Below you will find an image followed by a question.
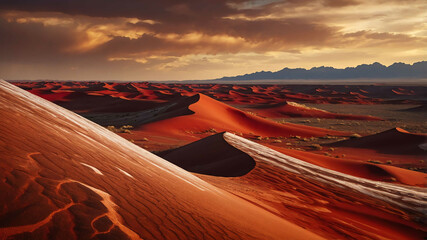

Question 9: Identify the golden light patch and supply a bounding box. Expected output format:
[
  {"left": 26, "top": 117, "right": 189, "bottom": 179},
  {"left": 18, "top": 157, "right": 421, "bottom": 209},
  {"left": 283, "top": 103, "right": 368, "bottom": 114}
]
[
  {"left": 159, "top": 32, "right": 245, "bottom": 45},
  {"left": 126, "top": 18, "right": 158, "bottom": 25},
  {"left": 88, "top": 24, "right": 148, "bottom": 40},
  {"left": 108, "top": 57, "right": 133, "bottom": 61},
  {"left": 67, "top": 30, "right": 112, "bottom": 52},
  {"left": 1, "top": 11, "right": 153, "bottom": 53},
  {"left": 14, "top": 17, "right": 74, "bottom": 26}
]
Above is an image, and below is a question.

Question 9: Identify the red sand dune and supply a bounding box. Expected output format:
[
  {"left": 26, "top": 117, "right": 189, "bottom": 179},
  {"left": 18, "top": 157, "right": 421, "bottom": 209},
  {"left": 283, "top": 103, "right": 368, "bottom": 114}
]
[
  {"left": 246, "top": 101, "right": 382, "bottom": 120},
  {"left": 28, "top": 89, "right": 76, "bottom": 102},
  {"left": 61, "top": 93, "right": 161, "bottom": 113},
  {"left": 161, "top": 132, "right": 427, "bottom": 239},
  {"left": 392, "top": 88, "right": 415, "bottom": 95},
  {"left": 161, "top": 132, "right": 426, "bottom": 186},
  {"left": 13, "top": 81, "right": 426, "bottom": 106},
  {"left": 27, "top": 88, "right": 162, "bottom": 113},
  {"left": 331, "top": 127, "right": 427, "bottom": 155},
  {"left": 266, "top": 145, "right": 426, "bottom": 186},
  {"left": 140, "top": 93, "right": 347, "bottom": 138},
  {"left": 0, "top": 81, "right": 324, "bottom": 239},
  {"left": 324, "top": 128, "right": 427, "bottom": 168}
]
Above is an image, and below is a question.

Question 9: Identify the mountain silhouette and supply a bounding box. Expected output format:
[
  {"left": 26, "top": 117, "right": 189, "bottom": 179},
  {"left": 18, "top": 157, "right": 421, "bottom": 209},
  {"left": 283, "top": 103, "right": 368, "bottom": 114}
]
[{"left": 218, "top": 61, "right": 427, "bottom": 80}]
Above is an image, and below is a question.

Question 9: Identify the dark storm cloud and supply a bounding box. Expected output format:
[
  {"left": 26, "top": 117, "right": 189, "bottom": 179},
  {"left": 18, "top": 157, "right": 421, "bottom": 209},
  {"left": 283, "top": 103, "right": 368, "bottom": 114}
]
[
  {"left": 0, "top": 0, "right": 241, "bottom": 22},
  {"left": 0, "top": 18, "right": 82, "bottom": 63},
  {"left": 0, "top": 0, "right": 341, "bottom": 55},
  {"left": 138, "top": 17, "right": 336, "bottom": 43},
  {"left": 0, "top": 0, "right": 363, "bottom": 24}
]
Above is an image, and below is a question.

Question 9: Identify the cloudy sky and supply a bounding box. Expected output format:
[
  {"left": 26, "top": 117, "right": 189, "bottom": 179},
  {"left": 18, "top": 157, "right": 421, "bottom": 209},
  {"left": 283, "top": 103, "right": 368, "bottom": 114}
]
[{"left": 0, "top": 0, "right": 426, "bottom": 81}]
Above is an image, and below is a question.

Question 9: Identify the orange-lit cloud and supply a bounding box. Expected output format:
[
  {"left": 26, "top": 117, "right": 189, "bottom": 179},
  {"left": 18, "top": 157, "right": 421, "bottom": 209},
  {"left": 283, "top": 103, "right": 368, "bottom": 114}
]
[{"left": 0, "top": 0, "right": 425, "bottom": 80}]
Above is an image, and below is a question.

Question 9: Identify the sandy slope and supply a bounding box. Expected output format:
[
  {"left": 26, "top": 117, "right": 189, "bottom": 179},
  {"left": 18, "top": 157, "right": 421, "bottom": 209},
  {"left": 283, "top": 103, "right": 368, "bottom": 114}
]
[
  {"left": 222, "top": 133, "right": 427, "bottom": 215},
  {"left": 0, "top": 80, "right": 323, "bottom": 240},
  {"left": 267, "top": 144, "right": 427, "bottom": 186},
  {"left": 140, "top": 93, "right": 347, "bottom": 138},
  {"left": 162, "top": 132, "right": 427, "bottom": 239}
]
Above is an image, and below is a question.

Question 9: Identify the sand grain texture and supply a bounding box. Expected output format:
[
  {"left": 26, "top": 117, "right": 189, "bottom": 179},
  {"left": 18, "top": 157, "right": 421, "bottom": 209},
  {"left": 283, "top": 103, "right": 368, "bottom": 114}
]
[{"left": 0, "top": 80, "right": 323, "bottom": 240}]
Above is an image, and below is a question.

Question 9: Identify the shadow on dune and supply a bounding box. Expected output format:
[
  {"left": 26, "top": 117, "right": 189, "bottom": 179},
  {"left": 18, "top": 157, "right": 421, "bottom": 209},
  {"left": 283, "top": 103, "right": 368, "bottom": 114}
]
[
  {"left": 159, "top": 132, "right": 256, "bottom": 177},
  {"left": 81, "top": 94, "right": 200, "bottom": 127}
]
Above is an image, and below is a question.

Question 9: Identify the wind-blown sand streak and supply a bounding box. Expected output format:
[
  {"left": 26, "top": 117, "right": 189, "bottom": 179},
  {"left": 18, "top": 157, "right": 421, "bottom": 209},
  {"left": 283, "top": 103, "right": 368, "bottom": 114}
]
[{"left": 223, "top": 132, "right": 427, "bottom": 219}]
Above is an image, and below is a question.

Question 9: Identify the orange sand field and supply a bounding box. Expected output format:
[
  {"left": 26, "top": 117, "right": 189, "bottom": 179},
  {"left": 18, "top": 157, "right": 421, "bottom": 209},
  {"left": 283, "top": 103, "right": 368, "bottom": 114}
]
[
  {"left": 1, "top": 80, "right": 426, "bottom": 239},
  {"left": 0, "top": 81, "right": 324, "bottom": 240}
]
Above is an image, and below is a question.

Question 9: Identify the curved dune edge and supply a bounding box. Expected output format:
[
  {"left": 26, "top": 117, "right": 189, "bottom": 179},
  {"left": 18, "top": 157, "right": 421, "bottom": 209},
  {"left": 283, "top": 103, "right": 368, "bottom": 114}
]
[
  {"left": 80, "top": 94, "right": 200, "bottom": 128},
  {"left": 160, "top": 130, "right": 424, "bottom": 185},
  {"left": 161, "top": 130, "right": 426, "bottom": 186},
  {"left": 266, "top": 145, "right": 427, "bottom": 187},
  {"left": 246, "top": 101, "right": 383, "bottom": 120},
  {"left": 162, "top": 131, "right": 427, "bottom": 238},
  {"left": 141, "top": 93, "right": 348, "bottom": 138},
  {"left": 160, "top": 133, "right": 256, "bottom": 177},
  {"left": 222, "top": 132, "right": 427, "bottom": 219},
  {"left": 0, "top": 80, "right": 324, "bottom": 240}
]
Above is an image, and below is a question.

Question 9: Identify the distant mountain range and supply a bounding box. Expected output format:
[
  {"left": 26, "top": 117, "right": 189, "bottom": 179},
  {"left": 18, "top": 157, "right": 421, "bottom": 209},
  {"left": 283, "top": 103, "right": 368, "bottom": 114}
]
[{"left": 217, "top": 61, "right": 427, "bottom": 81}]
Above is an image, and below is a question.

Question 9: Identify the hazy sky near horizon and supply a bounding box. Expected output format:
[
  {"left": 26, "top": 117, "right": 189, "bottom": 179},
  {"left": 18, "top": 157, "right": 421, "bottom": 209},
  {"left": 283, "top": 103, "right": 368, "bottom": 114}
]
[{"left": 0, "top": 0, "right": 426, "bottom": 81}]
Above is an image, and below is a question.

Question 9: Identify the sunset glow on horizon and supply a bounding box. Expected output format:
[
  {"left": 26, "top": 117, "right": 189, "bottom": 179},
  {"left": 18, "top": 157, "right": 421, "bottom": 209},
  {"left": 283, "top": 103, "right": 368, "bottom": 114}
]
[{"left": 0, "top": 0, "right": 426, "bottom": 81}]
